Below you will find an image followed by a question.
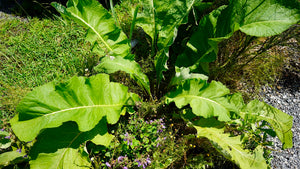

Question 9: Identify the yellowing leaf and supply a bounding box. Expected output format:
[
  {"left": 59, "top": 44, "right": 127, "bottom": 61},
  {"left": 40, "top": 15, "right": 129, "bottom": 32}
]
[{"left": 194, "top": 124, "right": 268, "bottom": 169}]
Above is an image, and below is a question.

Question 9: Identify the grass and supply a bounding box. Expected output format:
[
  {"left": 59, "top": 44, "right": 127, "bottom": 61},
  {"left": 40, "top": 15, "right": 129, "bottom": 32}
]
[{"left": 0, "top": 17, "right": 93, "bottom": 124}]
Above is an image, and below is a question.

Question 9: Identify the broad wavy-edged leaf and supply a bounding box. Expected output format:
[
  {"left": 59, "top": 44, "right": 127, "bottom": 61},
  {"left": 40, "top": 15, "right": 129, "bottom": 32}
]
[
  {"left": 95, "top": 55, "right": 151, "bottom": 97},
  {"left": 30, "top": 149, "right": 90, "bottom": 169},
  {"left": 193, "top": 120, "right": 268, "bottom": 169},
  {"left": 11, "top": 74, "right": 135, "bottom": 142},
  {"left": 52, "top": 0, "right": 132, "bottom": 58},
  {"left": 29, "top": 121, "right": 112, "bottom": 169},
  {"left": 136, "top": 0, "right": 197, "bottom": 83},
  {"left": 165, "top": 79, "right": 237, "bottom": 121},
  {"left": 242, "top": 100, "right": 293, "bottom": 149},
  {"left": 0, "top": 151, "right": 26, "bottom": 167},
  {"left": 169, "top": 67, "right": 208, "bottom": 86},
  {"left": 237, "top": 0, "right": 300, "bottom": 37},
  {"left": 177, "top": 0, "right": 299, "bottom": 72},
  {"left": 227, "top": 93, "right": 246, "bottom": 111},
  {"left": 216, "top": 0, "right": 300, "bottom": 37}
]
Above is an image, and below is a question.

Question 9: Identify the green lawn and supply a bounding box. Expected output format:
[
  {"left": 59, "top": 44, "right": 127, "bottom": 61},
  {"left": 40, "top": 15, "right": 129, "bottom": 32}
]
[{"left": 0, "top": 17, "right": 92, "bottom": 123}]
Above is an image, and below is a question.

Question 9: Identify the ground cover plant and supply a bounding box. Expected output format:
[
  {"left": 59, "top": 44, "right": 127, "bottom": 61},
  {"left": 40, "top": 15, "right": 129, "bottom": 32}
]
[{"left": 0, "top": 0, "right": 299, "bottom": 168}]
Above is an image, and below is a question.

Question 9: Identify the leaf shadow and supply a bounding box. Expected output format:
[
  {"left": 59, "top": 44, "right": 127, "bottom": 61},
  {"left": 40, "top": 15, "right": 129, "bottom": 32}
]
[{"left": 30, "top": 118, "right": 108, "bottom": 160}]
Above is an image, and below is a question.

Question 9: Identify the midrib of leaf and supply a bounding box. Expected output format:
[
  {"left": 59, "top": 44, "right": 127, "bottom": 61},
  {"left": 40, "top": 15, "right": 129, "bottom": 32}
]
[
  {"left": 69, "top": 10, "right": 113, "bottom": 52},
  {"left": 176, "top": 95, "right": 227, "bottom": 110},
  {"left": 200, "top": 127, "right": 257, "bottom": 163},
  {"left": 45, "top": 104, "right": 122, "bottom": 116},
  {"left": 243, "top": 0, "right": 266, "bottom": 18},
  {"left": 56, "top": 132, "right": 82, "bottom": 169}
]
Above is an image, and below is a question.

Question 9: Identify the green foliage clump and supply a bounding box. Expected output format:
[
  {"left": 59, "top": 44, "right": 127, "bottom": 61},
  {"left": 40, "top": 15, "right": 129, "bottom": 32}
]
[{"left": 1, "top": 0, "right": 299, "bottom": 168}]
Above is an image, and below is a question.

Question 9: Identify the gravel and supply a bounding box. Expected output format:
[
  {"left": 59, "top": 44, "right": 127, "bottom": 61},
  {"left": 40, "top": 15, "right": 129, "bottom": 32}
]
[
  {"left": 259, "top": 43, "right": 300, "bottom": 169},
  {"left": 261, "top": 85, "right": 300, "bottom": 169}
]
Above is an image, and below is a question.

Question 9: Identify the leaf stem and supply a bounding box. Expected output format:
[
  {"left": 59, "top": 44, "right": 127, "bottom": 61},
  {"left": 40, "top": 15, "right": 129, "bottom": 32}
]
[
  {"left": 129, "top": 5, "right": 139, "bottom": 44},
  {"left": 110, "top": 0, "right": 120, "bottom": 28}
]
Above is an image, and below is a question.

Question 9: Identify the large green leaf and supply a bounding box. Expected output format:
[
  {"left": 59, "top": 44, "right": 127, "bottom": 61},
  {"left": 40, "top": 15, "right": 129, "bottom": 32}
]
[
  {"left": 177, "top": 0, "right": 299, "bottom": 72},
  {"left": 136, "top": 0, "right": 197, "bottom": 83},
  {"left": 11, "top": 74, "right": 135, "bottom": 142},
  {"left": 0, "top": 150, "right": 27, "bottom": 167},
  {"left": 29, "top": 121, "right": 112, "bottom": 169},
  {"left": 215, "top": 0, "right": 300, "bottom": 37},
  {"left": 176, "top": 5, "right": 227, "bottom": 70},
  {"left": 95, "top": 55, "right": 151, "bottom": 97},
  {"left": 52, "top": 0, "right": 132, "bottom": 58},
  {"left": 237, "top": 0, "right": 300, "bottom": 37},
  {"left": 227, "top": 94, "right": 293, "bottom": 149},
  {"left": 242, "top": 100, "right": 293, "bottom": 149},
  {"left": 30, "top": 149, "right": 90, "bottom": 169},
  {"left": 193, "top": 119, "right": 268, "bottom": 169},
  {"left": 165, "top": 79, "right": 237, "bottom": 121}
]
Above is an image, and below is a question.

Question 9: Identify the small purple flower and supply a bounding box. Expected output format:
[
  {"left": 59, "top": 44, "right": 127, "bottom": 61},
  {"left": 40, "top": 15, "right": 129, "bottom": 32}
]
[
  {"left": 135, "top": 159, "right": 142, "bottom": 167},
  {"left": 1, "top": 128, "right": 4, "bottom": 131},
  {"left": 17, "top": 149, "right": 22, "bottom": 153},
  {"left": 105, "top": 162, "right": 111, "bottom": 168},
  {"left": 146, "top": 156, "right": 151, "bottom": 164},
  {"left": 135, "top": 156, "right": 151, "bottom": 168},
  {"left": 23, "top": 154, "right": 28, "bottom": 158},
  {"left": 157, "top": 129, "right": 163, "bottom": 133},
  {"left": 123, "top": 167, "right": 128, "bottom": 169},
  {"left": 117, "top": 155, "right": 126, "bottom": 163},
  {"left": 123, "top": 132, "right": 133, "bottom": 146},
  {"left": 4, "top": 136, "right": 10, "bottom": 139}
]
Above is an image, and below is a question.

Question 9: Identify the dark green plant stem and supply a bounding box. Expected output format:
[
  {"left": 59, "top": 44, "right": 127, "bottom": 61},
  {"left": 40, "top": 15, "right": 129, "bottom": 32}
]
[
  {"left": 219, "top": 35, "right": 255, "bottom": 69},
  {"left": 14, "top": 0, "right": 29, "bottom": 16},
  {"left": 149, "top": 0, "right": 158, "bottom": 58},
  {"left": 129, "top": 5, "right": 139, "bottom": 45},
  {"left": 239, "top": 26, "right": 299, "bottom": 70},
  {"left": 110, "top": 0, "right": 120, "bottom": 28},
  {"left": 33, "top": 0, "right": 54, "bottom": 19}
]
